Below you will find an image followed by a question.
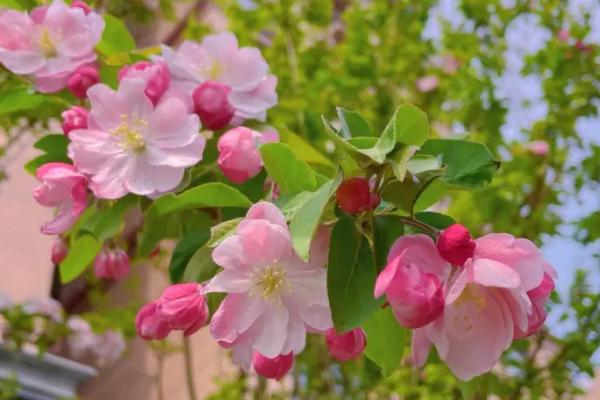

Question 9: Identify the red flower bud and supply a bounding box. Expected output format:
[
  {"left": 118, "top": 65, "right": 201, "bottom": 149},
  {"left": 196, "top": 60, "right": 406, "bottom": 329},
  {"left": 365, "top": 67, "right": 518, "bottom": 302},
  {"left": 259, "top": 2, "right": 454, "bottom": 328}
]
[
  {"left": 67, "top": 64, "right": 99, "bottom": 99},
  {"left": 61, "top": 106, "right": 88, "bottom": 135},
  {"left": 192, "top": 81, "right": 235, "bottom": 130},
  {"left": 325, "top": 328, "right": 366, "bottom": 362},
  {"left": 436, "top": 224, "right": 476, "bottom": 266},
  {"left": 335, "top": 177, "right": 380, "bottom": 214},
  {"left": 252, "top": 352, "right": 294, "bottom": 380},
  {"left": 51, "top": 238, "right": 68, "bottom": 265},
  {"left": 135, "top": 302, "right": 171, "bottom": 340},
  {"left": 94, "top": 248, "right": 130, "bottom": 281}
]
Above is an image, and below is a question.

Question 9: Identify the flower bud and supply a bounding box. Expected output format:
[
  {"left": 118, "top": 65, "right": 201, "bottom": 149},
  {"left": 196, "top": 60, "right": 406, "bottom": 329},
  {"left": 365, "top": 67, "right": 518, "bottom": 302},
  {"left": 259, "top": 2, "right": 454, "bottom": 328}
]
[
  {"left": 61, "top": 106, "right": 88, "bottom": 135},
  {"left": 217, "top": 127, "right": 273, "bottom": 184},
  {"left": 436, "top": 224, "right": 476, "bottom": 266},
  {"left": 135, "top": 302, "right": 171, "bottom": 340},
  {"left": 325, "top": 328, "right": 366, "bottom": 362},
  {"left": 157, "top": 283, "right": 208, "bottom": 336},
  {"left": 252, "top": 352, "right": 294, "bottom": 380},
  {"left": 335, "top": 177, "right": 379, "bottom": 214},
  {"left": 192, "top": 81, "right": 235, "bottom": 130},
  {"left": 51, "top": 238, "right": 68, "bottom": 265},
  {"left": 118, "top": 61, "right": 170, "bottom": 105},
  {"left": 374, "top": 255, "right": 445, "bottom": 329},
  {"left": 416, "top": 75, "right": 439, "bottom": 93},
  {"left": 524, "top": 140, "right": 550, "bottom": 156},
  {"left": 67, "top": 64, "right": 99, "bottom": 99},
  {"left": 93, "top": 248, "right": 130, "bottom": 281},
  {"left": 71, "top": 0, "right": 92, "bottom": 14}
]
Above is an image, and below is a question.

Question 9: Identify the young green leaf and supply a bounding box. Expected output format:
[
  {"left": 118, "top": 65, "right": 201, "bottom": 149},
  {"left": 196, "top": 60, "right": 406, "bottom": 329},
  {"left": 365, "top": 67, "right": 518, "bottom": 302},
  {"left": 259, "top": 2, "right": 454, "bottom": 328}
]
[
  {"left": 336, "top": 107, "right": 373, "bottom": 137},
  {"left": 59, "top": 234, "right": 102, "bottom": 283},
  {"left": 328, "top": 215, "right": 381, "bottom": 331},
  {"left": 260, "top": 142, "right": 318, "bottom": 195},
  {"left": 24, "top": 134, "right": 72, "bottom": 175},
  {"left": 96, "top": 14, "right": 136, "bottom": 56},
  {"left": 207, "top": 217, "right": 243, "bottom": 248},
  {"left": 0, "top": 88, "right": 47, "bottom": 115},
  {"left": 363, "top": 307, "right": 406, "bottom": 376},
  {"left": 152, "top": 183, "right": 252, "bottom": 215},
  {"left": 394, "top": 104, "right": 429, "bottom": 145},
  {"left": 81, "top": 196, "right": 139, "bottom": 241}
]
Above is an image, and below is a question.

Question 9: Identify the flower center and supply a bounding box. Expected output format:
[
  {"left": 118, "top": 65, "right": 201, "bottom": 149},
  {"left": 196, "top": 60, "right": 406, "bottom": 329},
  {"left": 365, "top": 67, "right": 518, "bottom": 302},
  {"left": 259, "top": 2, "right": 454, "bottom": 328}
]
[
  {"left": 454, "top": 284, "right": 487, "bottom": 312},
  {"left": 200, "top": 60, "right": 221, "bottom": 80},
  {"left": 254, "top": 265, "right": 289, "bottom": 300},
  {"left": 449, "top": 284, "right": 488, "bottom": 335},
  {"left": 110, "top": 114, "right": 148, "bottom": 153},
  {"left": 38, "top": 28, "right": 58, "bottom": 58}
]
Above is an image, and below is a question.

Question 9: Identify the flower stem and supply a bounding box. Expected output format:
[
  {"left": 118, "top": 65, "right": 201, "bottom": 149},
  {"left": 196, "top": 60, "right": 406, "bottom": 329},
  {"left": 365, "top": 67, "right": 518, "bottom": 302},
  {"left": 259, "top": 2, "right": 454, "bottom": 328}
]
[
  {"left": 183, "top": 336, "right": 198, "bottom": 400},
  {"left": 397, "top": 216, "right": 439, "bottom": 236}
]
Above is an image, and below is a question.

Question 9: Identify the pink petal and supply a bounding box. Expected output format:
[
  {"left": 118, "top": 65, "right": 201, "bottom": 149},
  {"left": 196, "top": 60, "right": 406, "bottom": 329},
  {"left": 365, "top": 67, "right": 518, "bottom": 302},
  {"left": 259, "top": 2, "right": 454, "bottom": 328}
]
[
  {"left": 207, "top": 269, "right": 253, "bottom": 293},
  {"left": 245, "top": 201, "right": 287, "bottom": 228},
  {"left": 388, "top": 234, "right": 450, "bottom": 281},
  {"left": 212, "top": 236, "right": 249, "bottom": 270},
  {"left": 412, "top": 328, "right": 433, "bottom": 368},
  {"left": 237, "top": 219, "right": 292, "bottom": 267}
]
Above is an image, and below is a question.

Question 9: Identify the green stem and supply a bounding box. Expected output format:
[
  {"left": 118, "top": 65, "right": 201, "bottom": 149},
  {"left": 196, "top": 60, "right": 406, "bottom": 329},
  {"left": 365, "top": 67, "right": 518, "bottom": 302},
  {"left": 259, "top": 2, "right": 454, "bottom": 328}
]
[
  {"left": 397, "top": 216, "right": 439, "bottom": 236},
  {"left": 182, "top": 336, "right": 198, "bottom": 400}
]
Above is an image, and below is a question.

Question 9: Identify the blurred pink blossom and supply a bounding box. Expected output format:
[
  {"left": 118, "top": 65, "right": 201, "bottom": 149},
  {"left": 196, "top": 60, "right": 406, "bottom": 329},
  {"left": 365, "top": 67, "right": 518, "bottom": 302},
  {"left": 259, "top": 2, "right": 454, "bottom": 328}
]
[
  {"left": 416, "top": 76, "right": 439, "bottom": 93},
  {"left": 525, "top": 140, "right": 550, "bottom": 156},
  {"left": 94, "top": 248, "right": 130, "bottom": 281}
]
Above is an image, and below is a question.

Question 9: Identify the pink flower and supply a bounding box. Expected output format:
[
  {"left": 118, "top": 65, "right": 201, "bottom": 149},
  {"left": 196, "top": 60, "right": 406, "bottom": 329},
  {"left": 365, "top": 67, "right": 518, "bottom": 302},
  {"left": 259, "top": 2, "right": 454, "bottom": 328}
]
[
  {"left": 375, "top": 235, "right": 449, "bottom": 328},
  {"left": 412, "top": 233, "right": 552, "bottom": 381},
  {"left": 252, "top": 352, "right": 294, "bottom": 380},
  {"left": 416, "top": 76, "right": 439, "bottom": 93},
  {"left": 67, "top": 316, "right": 98, "bottom": 358},
  {"left": 135, "top": 302, "right": 171, "bottom": 340},
  {"left": 93, "top": 330, "right": 125, "bottom": 367},
  {"left": 514, "top": 271, "right": 555, "bottom": 339},
  {"left": 192, "top": 81, "right": 235, "bottom": 130},
  {"left": 0, "top": 0, "right": 104, "bottom": 93},
  {"left": 217, "top": 127, "right": 278, "bottom": 184},
  {"left": 557, "top": 29, "right": 570, "bottom": 43},
  {"left": 33, "top": 162, "right": 88, "bottom": 235},
  {"left": 119, "top": 60, "right": 170, "bottom": 105},
  {"left": 51, "top": 238, "right": 68, "bottom": 264},
  {"left": 67, "top": 63, "right": 99, "bottom": 98},
  {"left": 93, "top": 248, "right": 130, "bottom": 281},
  {"left": 161, "top": 32, "right": 278, "bottom": 123},
  {"left": 524, "top": 140, "right": 550, "bottom": 156},
  {"left": 68, "top": 78, "right": 205, "bottom": 199},
  {"left": 325, "top": 328, "right": 366, "bottom": 362},
  {"left": 71, "top": 0, "right": 92, "bottom": 14},
  {"left": 22, "top": 298, "right": 63, "bottom": 322},
  {"left": 207, "top": 202, "right": 332, "bottom": 369},
  {"left": 61, "top": 106, "right": 88, "bottom": 135},
  {"left": 157, "top": 283, "right": 209, "bottom": 336},
  {"left": 436, "top": 224, "right": 476, "bottom": 266}
]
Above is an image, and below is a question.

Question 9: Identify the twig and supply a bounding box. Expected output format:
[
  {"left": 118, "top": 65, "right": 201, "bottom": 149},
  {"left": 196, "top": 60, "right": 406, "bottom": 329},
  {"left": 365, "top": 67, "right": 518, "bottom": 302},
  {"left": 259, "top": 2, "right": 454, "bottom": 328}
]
[{"left": 183, "top": 336, "right": 198, "bottom": 400}]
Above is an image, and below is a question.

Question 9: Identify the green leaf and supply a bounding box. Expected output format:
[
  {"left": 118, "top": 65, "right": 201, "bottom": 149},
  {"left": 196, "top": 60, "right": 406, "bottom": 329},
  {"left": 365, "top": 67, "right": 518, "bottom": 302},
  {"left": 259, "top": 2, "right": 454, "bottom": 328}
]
[
  {"left": 336, "top": 107, "right": 373, "bottom": 137},
  {"left": 153, "top": 183, "right": 252, "bottom": 215},
  {"left": 207, "top": 217, "right": 243, "bottom": 248},
  {"left": 322, "top": 116, "right": 373, "bottom": 165},
  {"left": 387, "top": 145, "right": 420, "bottom": 181},
  {"left": 381, "top": 167, "right": 442, "bottom": 215},
  {"left": 0, "top": 88, "right": 47, "bottom": 115},
  {"left": 415, "top": 211, "right": 455, "bottom": 230},
  {"left": 82, "top": 196, "right": 139, "bottom": 241},
  {"left": 24, "top": 134, "right": 71, "bottom": 175},
  {"left": 97, "top": 14, "right": 136, "bottom": 56},
  {"left": 373, "top": 215, "right": 404, "bottom": 271},
  {"left": 457, "top": 377, "right": 482, "bottom": 399},
  {"left": 289, "top": 172, "right": 343, "bottom": 261},
  {"left": 24, "top": 154, "right": 72, "bottom": 175},
  {"left": 280, "top": 130, "right": 335, "bottom": 169},
  {"left": 328, "top": 215, "right": 380, "bottom": 331},
  {"left": 183, "top": 244, "right": 220, "bottom": 283},
  {"left": 59, "top": 235, "right": 102, "bottom": 283},
  {"left": 260, "top": 142, "right": 317, "bottom": 195},
  {"left": 421, "top": 139, "right": 500, "bottom": 187},
  {"left": 0, "top": 0, "right": 26, "bottom": 10},
  {"left": 170, "top": 231, "right": 210, "bottom": 283},
  {"left": 394, "top": 104, "right": 429, "bottom": 145},
  {"left": 363, "top": 307, "right": 406, "bottom": 376}
]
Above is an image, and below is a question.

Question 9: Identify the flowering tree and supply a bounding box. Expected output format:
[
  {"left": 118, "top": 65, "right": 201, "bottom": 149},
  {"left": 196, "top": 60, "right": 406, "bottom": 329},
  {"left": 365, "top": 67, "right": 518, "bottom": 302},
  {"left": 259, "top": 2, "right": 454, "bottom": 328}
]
[{"left": 0, "top": 0, "right": 599, "bottom": 399}]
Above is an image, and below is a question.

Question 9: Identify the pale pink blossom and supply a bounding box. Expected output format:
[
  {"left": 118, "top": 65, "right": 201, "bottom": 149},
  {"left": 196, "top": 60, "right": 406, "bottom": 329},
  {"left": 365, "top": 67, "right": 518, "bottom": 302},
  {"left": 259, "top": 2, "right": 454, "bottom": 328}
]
[
  {"left": 67, "top": 316, "right": 125, "bottom": 366},
  {"left": 94, "top": 248, "right": 130, "bottom": 281},
  {"left": 325, "top": 328, "right": 366, "bottom": 362},
  {"left": 161, "top": 32, "right": 278, "bottom": 123},
  {"left": 119, "top": 60, "right": 170, "bottom": 105},
  {"left": 51, "top": 238, "right": 68, "bottom": 264},
  {"left": 375, "top": 235, "right": 449, "bottom": 328},
  {"left": 0, "top": 0, "right": 104, "bottom": 93},
  {"left": 71, "top": 0, "right": 92, "bottom": 14},
  {"left": 93, "top": 330, "right": 126, "bottom": 366},
  {"left": 135, "top": 302, "right": 171, "bottom": 340},
  {"left": 157, "top": 283, "right": 209, "bottom": 336},
  {"left": 22, "top": 298, "right": 63, "bottom": 322},
  {"left": 68, "top": 78, "right": 205, "bottom": 199},
  {"left": 252, "top": 352, "right": 294, "bottom": 380},
  {"left": 207, "top": 202, "right": 332, "bottom": 369},
  {"left": 412, "top": 233, "right": 551, "bottom": 381},
  {"left": 67, "top": 316, "right": 97, "bottom": 358},
  {"left": 67, "top": 63, "right": 99, "bottom": 98},
  {"left": 217, "top": 127, "right": 279, "bottom": 184},
  {"left": 416, "top": 76, "right": 439, "bottom": 93},
  {"left": 33, "top": 162, "right": 88, "bottom": 235},
  {"left": 61, "top": 106, "right": 88, "bottom": 135},
  {"left": 524, "top": 140, "right": 550, "bottom": 156}
]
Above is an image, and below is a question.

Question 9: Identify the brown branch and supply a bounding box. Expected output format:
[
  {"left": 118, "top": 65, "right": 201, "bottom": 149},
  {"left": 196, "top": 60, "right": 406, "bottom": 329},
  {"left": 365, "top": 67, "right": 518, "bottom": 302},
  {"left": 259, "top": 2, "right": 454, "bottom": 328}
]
[{"left": 163, "top": 0, "right": 209, "bottom": 46}]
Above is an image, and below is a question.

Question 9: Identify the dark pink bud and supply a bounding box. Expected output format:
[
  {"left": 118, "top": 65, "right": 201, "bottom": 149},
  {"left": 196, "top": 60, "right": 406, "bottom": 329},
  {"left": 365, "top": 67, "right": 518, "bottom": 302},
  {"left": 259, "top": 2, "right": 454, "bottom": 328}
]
[
  {"left": 67, "top": 64, "right": 99, "bottom": 99},
  {"left": 252, "top": 352, "right": 294, "bottom": 380},
  {"left": 71, "top": 0, "right": 92, "bottom": 14},
  {"left": 51, "top": 238, "right": 68, "bottom": 265},
  {"left": 336, "top": 177, "right": 379, "bottom": 214},
  {"left": 94, "top": 248, "right": 130, "bottom": 281},
  {"left": 61, "top": 106, "right": 88, "bottom": 135},
  {"left": 157, "top": 283, "right": 208, "bottom": 336},
  {"left": 436, "top": 224, "right": 476, "bottom": 266},
  {"left": 136, "top": 302, "right": 171, "bottom": 340},
  {"left": 325, "top": 328, "right": 366, "bottom": 362},
  {"left": 374, "top": 255, "right": 445, "bottom": 329},
  {"left": 192, "top": 81, "right": 235, "bottom": 130},
  {"left": 118, "top": 61, "right": 170, "bottom": 105}
]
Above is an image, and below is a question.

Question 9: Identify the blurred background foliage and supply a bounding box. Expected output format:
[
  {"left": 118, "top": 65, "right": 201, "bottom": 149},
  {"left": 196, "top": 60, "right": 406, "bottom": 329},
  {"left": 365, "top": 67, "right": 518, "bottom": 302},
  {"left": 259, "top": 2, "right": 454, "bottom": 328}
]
[{"left": 1, "top": 0, "right": 599, "bottom": 398}]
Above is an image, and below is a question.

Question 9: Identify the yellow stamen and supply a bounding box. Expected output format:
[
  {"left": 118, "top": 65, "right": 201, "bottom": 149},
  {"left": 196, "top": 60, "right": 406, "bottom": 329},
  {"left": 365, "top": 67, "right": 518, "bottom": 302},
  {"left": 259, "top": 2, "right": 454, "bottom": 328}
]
[
  {"left": 254, "top": 265, "right": 290, "bottom": 300},
  {"left": 109, "top": 114, "right": 148, "bottom": 152},
  {"left": 38, "top": 28, "right": 57, "bottom": 58}
]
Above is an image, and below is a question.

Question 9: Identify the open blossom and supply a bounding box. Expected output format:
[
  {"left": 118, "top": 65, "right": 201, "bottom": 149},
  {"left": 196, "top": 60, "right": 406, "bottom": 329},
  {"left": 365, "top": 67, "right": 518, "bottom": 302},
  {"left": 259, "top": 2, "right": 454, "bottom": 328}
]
[
  {"left": 67, "top": 316, "right": 125, "bottom": 366},
  {"left": 22, "top": 298, "right": 63, "bottom": 322},
  {"left": 119, "top": 61, "right": 170, "bottom": 105},
  {"left": 94, "top": 248, "right": 130, "bottom": 281},
  {"left": 157, "top": 283, "right": 209, "bottom": 336},
  {"left": 0, "top": 0, "right": 104, "bottom": 93},
  {"left": 68, "top": 78, "right": 205, "bottom": 199},
  {"left": 411, "top": 233, "right": 555, "bottom": 381},
  {"left": 252, "top": 352, "right": 294, "bottom": 380},
  {"left": 33, "top": 162, "right": 88, "bottom": 235},
  {"left": 375, "top": 235, "right": 449, "bottom": 328},
  {"left": 207, "top": 202, "right": 332, "bottom": 371},
  {"left": 325, "top": 328, "right": 367, "bottom": 362},
  {"left": 217, "top": 127, "right": 279, "bottom": 184},
  {"left": 62, "top": 106, "right": 89, "bottom": 135},
  {"left": 161, "top": 32, "right": 278, "bottom": 123}
]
